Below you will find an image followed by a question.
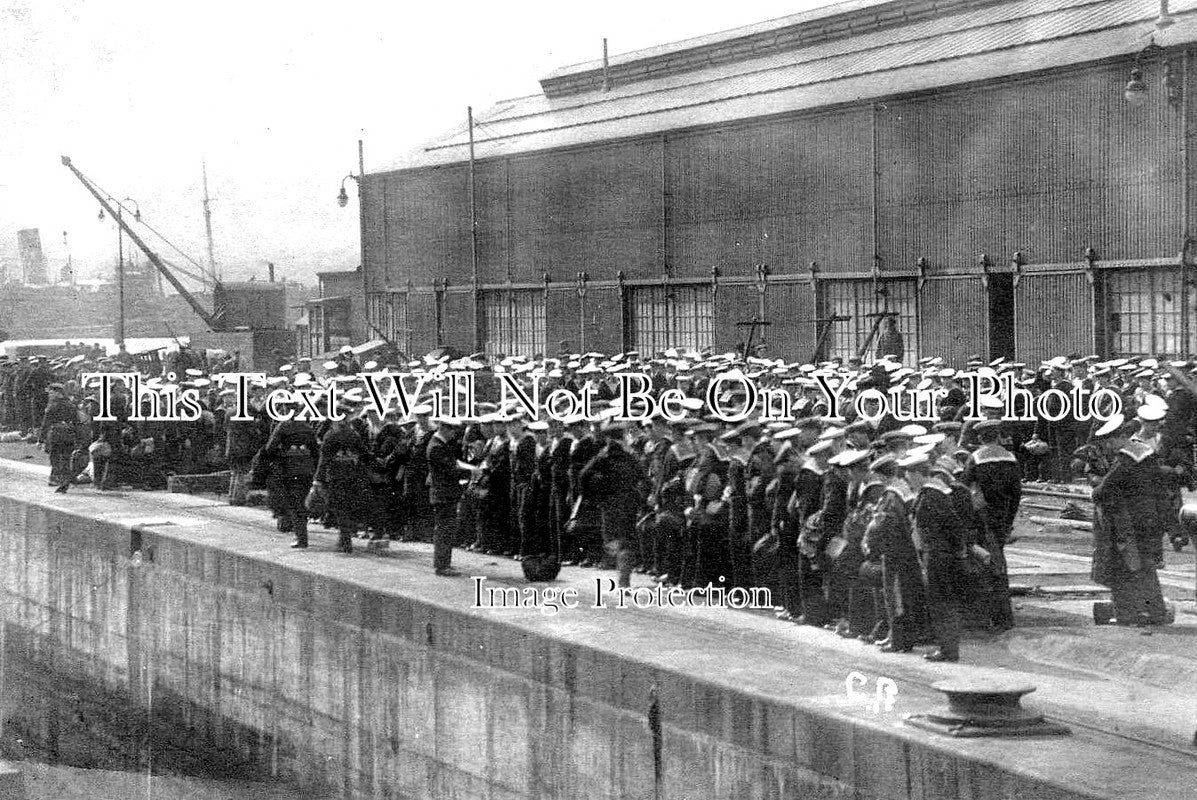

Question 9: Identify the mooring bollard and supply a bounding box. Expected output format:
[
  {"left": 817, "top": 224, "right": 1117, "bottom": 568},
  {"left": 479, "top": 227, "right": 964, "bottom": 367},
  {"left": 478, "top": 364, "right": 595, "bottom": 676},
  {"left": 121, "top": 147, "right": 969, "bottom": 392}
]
[{"left": 905, "top": 680, "right": 1071, "bottom": 738}]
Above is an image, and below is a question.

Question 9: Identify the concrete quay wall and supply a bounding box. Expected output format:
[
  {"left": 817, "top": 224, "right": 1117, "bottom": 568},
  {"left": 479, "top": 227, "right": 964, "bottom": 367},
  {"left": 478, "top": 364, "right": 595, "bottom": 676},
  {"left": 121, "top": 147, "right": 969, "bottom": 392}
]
[{"left": 0, "top": 487, "right": 1186, "bottom": 800}]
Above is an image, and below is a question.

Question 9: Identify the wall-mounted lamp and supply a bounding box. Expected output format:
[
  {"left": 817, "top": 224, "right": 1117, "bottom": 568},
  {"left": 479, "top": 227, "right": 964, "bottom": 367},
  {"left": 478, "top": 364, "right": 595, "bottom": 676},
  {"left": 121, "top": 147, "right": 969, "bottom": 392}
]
[
  {"left": 1124, "top": 39, "right": 1181, "bottom": 107},
  {"left": 337, "top": 174, "right": 359, "bottom": 208}
]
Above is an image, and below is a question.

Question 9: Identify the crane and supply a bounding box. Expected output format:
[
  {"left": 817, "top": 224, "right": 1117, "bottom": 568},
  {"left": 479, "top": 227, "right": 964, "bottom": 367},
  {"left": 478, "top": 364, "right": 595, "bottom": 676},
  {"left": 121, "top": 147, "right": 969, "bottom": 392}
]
[{"left": 61, "top": 155, "right": 223, "bottom": 332}]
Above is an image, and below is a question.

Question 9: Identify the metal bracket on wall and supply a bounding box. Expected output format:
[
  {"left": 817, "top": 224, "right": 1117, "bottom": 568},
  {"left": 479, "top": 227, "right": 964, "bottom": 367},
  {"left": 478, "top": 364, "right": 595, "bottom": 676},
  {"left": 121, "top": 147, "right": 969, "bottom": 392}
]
[
  {"left": 1083, "top": 248, "right": 1099, "bottom": 285},
  {"left": 809, "top": 261, "right": 821, "bottom": 316},
  {"left": 576, "top": 271, "right": 589, "bottom": 350},
  {"left": 711, "top": 265, "right": 720, "bottom": 300},
  {"left": 917, "top": 257, "right": 929, "bottom": 292}
]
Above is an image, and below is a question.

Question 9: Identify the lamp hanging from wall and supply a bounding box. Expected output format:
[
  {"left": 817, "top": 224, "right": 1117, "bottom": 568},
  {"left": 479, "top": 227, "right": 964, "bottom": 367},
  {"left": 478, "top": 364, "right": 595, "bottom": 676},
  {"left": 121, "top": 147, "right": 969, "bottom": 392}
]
[
  {"left": 1123, "top": 39, "right": 1172, "bottom": 107},
  {"left": 1124, "top": 66, "right": 1149, "bottom": 106}
]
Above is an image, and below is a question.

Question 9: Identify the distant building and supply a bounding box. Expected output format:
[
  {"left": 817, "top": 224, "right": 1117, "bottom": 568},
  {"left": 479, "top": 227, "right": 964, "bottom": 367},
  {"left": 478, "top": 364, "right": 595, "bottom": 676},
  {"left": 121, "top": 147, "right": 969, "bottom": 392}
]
[
  {"left": 305, "top": 269, "right": 365, "bottom": 357},
  {"left": 16, "top": 229, "right": 47, "bottom": 286},
  {"left": 355, "top": 0, "right": 1197, "bottom": 364}
]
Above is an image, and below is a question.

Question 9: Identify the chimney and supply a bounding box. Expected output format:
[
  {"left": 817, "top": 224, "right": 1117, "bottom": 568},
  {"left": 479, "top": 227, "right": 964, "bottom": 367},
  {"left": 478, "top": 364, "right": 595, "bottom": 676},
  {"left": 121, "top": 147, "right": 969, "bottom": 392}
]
[{"left": 267, "top": 261, "right": 275, "bottom": 283}]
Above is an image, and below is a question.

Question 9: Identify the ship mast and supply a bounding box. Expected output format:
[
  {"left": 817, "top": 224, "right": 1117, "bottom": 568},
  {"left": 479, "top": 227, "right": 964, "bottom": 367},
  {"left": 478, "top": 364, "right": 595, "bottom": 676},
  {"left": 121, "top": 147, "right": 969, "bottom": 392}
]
[{"left": 202, "top": 159, "right": 216, "bottom": 291}]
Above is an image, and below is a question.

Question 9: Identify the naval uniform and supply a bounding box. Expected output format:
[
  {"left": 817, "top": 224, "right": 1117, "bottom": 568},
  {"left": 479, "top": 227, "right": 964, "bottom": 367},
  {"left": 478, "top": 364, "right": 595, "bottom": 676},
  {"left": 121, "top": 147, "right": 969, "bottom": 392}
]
[
  {"left": 960, "top": 443, "right": 1021, "bottom": 630},
  {"left": 912, "top": 477, "right": 967, "bottom": 659},
  {"left": 1091, "top": 441, "right": 1169, "bottom": 624}
]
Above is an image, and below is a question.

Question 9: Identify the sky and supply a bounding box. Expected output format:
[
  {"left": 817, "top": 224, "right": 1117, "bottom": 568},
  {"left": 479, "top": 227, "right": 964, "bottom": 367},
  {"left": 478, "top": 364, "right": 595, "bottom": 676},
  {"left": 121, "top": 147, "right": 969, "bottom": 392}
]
[{"left": 0, "top": 0, "right": 839, "bottom": 289}]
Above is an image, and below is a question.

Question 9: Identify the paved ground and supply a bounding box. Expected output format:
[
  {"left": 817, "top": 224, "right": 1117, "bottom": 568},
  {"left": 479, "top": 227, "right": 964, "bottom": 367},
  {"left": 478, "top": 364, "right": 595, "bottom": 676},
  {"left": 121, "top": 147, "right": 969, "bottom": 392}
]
[{"left": 1, "top": 442, "right": 1195, "bottom": 778}]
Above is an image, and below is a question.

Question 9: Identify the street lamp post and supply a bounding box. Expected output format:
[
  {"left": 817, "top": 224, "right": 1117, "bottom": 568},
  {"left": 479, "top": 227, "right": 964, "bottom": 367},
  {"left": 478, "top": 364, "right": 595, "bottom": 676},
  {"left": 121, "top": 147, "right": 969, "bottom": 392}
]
[{"left": 99, "top": 198, "right": 140, "bottom": 347}]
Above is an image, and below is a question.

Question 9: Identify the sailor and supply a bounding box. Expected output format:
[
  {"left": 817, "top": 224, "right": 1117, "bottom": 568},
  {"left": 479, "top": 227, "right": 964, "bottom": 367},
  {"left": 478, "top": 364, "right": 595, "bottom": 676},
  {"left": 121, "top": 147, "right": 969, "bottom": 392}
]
[
  {"left": 426, "top": 416, "right": 467, "bottom": 576},
  {"left": 260, "top": 400, "right": 319, "bottom": 548},
  {"left": 577, "top": 418, "right": 648, "bottom": 588},
  {"left": 959, "top": 419, "right": 1021, "bottom": 632},
  {"left": 41, "top": 383, "right": 79, "bottom": 489},
  {"left": 907, "top": 454, "right": 967, "bottom": 662},
  {"left": 863, "top": 452, "right": 929, "bottom": 652},
  {"left": 794, "top": 437, "right": 845, "bottom": 627},
  {"left": 1090, "top": 413, "right": 1170, "bottom": 625},
  {"left": 831, "top": 448, "right": 886, "bottom": 641},
  {"left": 313, "top": 411, "right": 370, "bottom": 553}
]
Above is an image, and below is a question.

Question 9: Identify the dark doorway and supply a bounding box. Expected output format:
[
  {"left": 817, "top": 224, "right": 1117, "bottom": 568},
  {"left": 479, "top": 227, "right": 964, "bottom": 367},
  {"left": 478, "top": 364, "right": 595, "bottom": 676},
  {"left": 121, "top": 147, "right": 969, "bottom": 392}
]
[{"left": 987, "top": 273, "right": 1015, "bottom": 361}]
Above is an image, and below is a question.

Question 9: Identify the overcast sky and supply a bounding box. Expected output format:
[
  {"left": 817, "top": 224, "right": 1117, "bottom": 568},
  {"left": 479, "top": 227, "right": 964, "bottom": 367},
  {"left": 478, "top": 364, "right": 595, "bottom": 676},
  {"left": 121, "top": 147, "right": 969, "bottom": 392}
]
[{"left": 1, "top": 0, "right": 837, "bottom": 287}]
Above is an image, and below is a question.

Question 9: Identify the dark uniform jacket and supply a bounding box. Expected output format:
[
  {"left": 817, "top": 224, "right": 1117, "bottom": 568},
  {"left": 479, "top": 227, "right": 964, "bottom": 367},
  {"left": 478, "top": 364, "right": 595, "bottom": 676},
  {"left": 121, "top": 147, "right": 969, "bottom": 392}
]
[
  {"left": 427, "top": 429, "right": 467, "bottom": 507},
  {"left": 960, "top": 444, "right": 1022, "bottom": 541}
]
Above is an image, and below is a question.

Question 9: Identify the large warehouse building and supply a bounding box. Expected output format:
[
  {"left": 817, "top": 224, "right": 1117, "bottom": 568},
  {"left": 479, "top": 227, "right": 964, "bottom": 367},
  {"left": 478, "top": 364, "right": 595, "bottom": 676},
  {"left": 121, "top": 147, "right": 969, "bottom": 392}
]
[{"left": 354, "top": 0, "right": 1197, "bottom": 367}]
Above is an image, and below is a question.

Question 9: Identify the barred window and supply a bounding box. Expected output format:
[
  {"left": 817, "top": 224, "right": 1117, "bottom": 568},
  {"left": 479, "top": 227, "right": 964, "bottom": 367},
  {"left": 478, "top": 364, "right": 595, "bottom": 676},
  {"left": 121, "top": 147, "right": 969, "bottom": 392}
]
[
  {"left": 823, "top": 279, "right": 918, "bottom": 366},
  {"left": 631, "top": 285, "right": 714, "bottom": 356},
  {"left": 366, "top": 293, "right": 388, "bottom": 341},
  {"left": 1106, "top": 269, "right": 1183, "bottom": 358},
  {"left": 482, "top": 290, "right": 546, "bottom": 358},
  {"left": 308, "top": 305, "right": 326, "bottom": 356},
  {"left": 367, "top": 291, "right": 409, "bottom": 351},
  {"left": 389, "top": 292, "right": 408, "bottom": 352}
]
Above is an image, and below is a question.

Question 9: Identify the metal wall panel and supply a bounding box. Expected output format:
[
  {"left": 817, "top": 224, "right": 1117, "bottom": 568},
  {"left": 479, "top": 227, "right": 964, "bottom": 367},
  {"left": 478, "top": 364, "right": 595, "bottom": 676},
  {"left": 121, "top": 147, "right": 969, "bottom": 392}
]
[
  {"left": 713, "top": 284, "right": 759, "bottom": 354},
  {"left": 441, "top": 290, "right": 477, "bottom": 353},
  {"left": 764, "top": 281, "right": 817, "bottom": 362},
  {"left": 382, "top": 168, "right": 471, "bottom": 287},
  {"left": 361, "top": 175, "right": 388, "bottom": 293},
  {"left": 580, "top": 286, "right": 624, "bottom": 355},
  {"left": 507, "top": 141, "right": 662, "bottom": 283},
  {"left": 665, "top": 110, "right": 873, "bottom": 278},
  {"left": 1014, "top": 272, "right": 1094, "bottom": 363},
  {"left": 407, "top": 292, "right": 439, "bottom": 355},
  {"left": 474, "top": 160, "right": 511, "bottom": 286},
  {"left": 877, "top": 62, "right": 1182, "bottom": 271},
  {"left": 545, "top": 288, "right": 582, "bottom": 355},
  {"left": 918, "top": 277, "right": 987, "bottom": 367}
]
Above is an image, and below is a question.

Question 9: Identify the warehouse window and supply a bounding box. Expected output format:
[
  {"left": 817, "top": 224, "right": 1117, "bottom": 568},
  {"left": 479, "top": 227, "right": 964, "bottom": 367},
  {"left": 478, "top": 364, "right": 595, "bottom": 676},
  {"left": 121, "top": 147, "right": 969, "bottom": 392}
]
[
  {"left": 367, "top": 291, "right": 408, "bottom": 349},
  {"left": 1106, "top": 269, "right": 1183, "bottom": 358},
  {"left": 483, "top": 290, "right": 546, "bottom": 358},
  {"left": 367, "top": 293, "right": 388, "bottom": 342},
  {"left": 388, "top": 292, "right": 408, "bottom": 351},
  {"left": 308, "top": 305, "right": 326, "bottom": 356},
  {"left": 630, "top": 285, "right": 714, "bottom": 355},
  {"left": 823, "top": 279, "right": 918, "bottom": 366}
]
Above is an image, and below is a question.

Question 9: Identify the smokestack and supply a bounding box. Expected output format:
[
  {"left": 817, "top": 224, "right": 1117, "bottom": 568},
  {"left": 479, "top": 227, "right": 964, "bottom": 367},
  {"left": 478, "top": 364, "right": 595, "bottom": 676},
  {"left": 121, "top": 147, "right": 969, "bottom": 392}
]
[
  {"left": 267, "top": 261, "right": 275, "bottom": 283},
  {"left": 602, "top": 38, "right": 611, "bottom": 92}
]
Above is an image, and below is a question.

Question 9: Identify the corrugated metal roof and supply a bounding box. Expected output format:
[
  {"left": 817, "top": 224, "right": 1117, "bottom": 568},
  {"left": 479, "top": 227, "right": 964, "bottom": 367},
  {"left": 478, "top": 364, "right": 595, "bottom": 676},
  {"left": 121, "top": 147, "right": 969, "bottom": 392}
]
[
  {"left": 544, "top": 0, "right": 898, "bottom": 78},
  {"left": 378, "top": 0, "right": 1197, "bottom": 172}
]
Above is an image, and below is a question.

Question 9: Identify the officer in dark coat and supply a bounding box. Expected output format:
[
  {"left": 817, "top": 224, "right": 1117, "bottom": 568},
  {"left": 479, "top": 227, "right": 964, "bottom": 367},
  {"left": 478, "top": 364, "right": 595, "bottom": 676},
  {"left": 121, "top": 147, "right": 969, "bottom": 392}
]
[{"left": 426, "top": 418, "right": 468, "bottom": 576}]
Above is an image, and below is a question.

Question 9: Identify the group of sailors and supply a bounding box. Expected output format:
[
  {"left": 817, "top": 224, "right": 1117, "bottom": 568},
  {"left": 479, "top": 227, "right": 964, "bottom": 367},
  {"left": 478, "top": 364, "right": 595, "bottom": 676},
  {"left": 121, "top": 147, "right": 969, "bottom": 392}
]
[{"left": 2, "top": 343, "right": 1193, "bottom": 656}]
